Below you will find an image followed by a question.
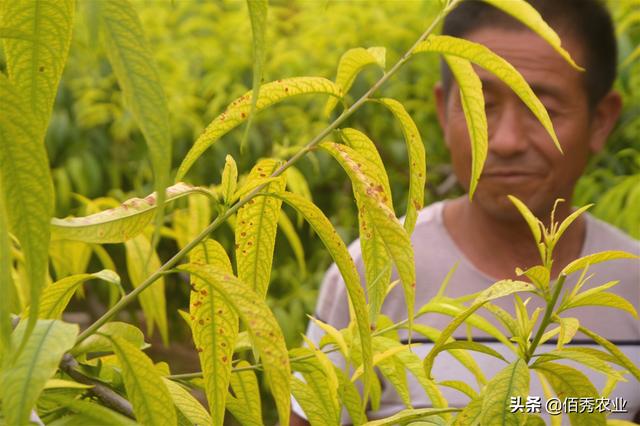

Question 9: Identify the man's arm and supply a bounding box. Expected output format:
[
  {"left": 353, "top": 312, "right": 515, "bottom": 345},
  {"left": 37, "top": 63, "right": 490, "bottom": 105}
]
[{"left": 290, "top": 411, "right": 310, "bottom": 426}]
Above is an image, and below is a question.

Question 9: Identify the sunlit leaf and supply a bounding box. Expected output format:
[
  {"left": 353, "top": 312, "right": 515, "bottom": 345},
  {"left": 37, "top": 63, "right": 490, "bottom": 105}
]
[
  {"left": 236, "top": 159, "right": 286, "bottom": 298},
  {"left": 336, "top": 366, "right": 366, "bottom": 426},
  {"left": 508, "top": 196, "right": 542, "bottom": 245},
  {"left": 221, "top": 154, "right": 238, "bottom": 205},
  {"left": 179, "top": 263, "right": 290, "bottom": 426},
  {"left": 125, "top": 234, "right": 168, "bottom": 345},
  {"left": 267, "top": 190, "right": 373, "bottom": 402},
  {"left": 71, "top": 321, "right": 146, "bottom": 357},
  {"left": 108, "top": 335, "right": 177, "bottom": 426},
  {"left": 226, "top": 360, "right": 263, "bottom": 426},
  {"left": 578, "top": 326, "right": 640, "bottom": 381},
  {"left": 562, "top": 287, "right": 637, "bottom": 319},
  {"left": 308, "top": 316, "right": 348, "bottom": 357},
  {"left": 480, "top": 359, "right": 529, "bottom": 426},
  {"left": 188, "top": 239, "right": 236, "bottom": 426},
  {"left": 415, "top": 35, "right": 561, "bottom": 152},
  {"left": 163, "top": 378, "right": 212, "bottom": 426},
  {"left": 33, "top": 270, "right": 120, "bottom": 319},
  {"left": 52, "top": 183, "right": 212, "bottom": 243},
  {"left": 177, "top": 77, "right": 342, "bottom": 180},
  {"left": 534, "top": 362, "right": 605, "bottom": 425},
  {"left": 377, "top": 99, "right": 426, "bottom": 234},
  {"left": 532, "top": 349, "right": 625, "bottom": 381},
  {"left": 290, "top": 376, "right": 333, "bottom": 426},
  {"left": 556, "top": 317, "right": 580, "bottom": 349},
  {"left": 444, "top": 55, "right": 487, "bottom": 198},
  {"left": 97, "top": 0, "right": 172, "bottom": 242},
  {"left": 0, "top": 320, "right": 78, "bottom": 425},
  {"left": 481, "top": 0, "right": 584, "bottom": 70},
  {"left": 325, "top": 47, "right": 386, "bottom": 115},
  {"left": 561, "top": 251, "right": 639, "bottom": 276}
]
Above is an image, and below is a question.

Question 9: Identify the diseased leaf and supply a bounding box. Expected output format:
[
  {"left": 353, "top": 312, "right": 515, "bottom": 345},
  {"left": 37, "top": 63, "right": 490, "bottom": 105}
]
[
  {"left": 415, "top": 35, "right": 561, "bottom": 152},
  {"left": 51, "top": 183, "right": 211, "bottom": 243},
  {"left": 325, "top": 46, "right": 386, "bottom": 115},
  {"left": 377, "top": 99, "right": 426, "bottom": 234},
  {"left": 444, "top": 55, "right": 487, "bottom": 198},
  {"left": 71, "top": 321, "right": 146, "bottom": 357},
  {"left": 264, "top": 191, "right": 373, "bottom": 404},
  {"left": 561, "top": 251, "right": 639, "bottom": 276},
  {"left": 321, "top": 141, "right": 416, "bottom": 338},
  {"left": 0, "top": 320, "right": 78, "bottom": 425},
  {"left": 221, "top": 154, "right": 238, "bottom": 205},
  {"left": 179, "top": 264, "right": 290, "bottom": 426},
  {"left": 188, "top": 239, "right": 236, "bottom": 426},
  {"left": 340, "top": 128, "right": 393, "bottom": 322},
  {"left": 163, "top": 378, "right": 212, "bottom": 426},
  {"left": 481, "top": 0, "right": 584, "bottom": 70},
  {"left": 534, "top": 362, "right": 606, "bottom": 425},
  {"left": 242, "top": 0, "right": 268, "bottom": 152},
  {"left": 0, "top": 74, "right": 53, "bottom": 336},
  {"left": 97, "top": 0, "right": 172, "bottom": 242},
  {"left": 34, "top": 270, "right": 120, "bottom": 319},
  {"left": 236, "top": 159, "right": 286, "bottom": 299},
  {"left": 108, "top": 335, "right": 177, "bottom": 426},
  {"left": 124, "top": 234, "right": 168, "bottom": 345},
  {"left": 177, "top": 77, "right": 343, "bottom": 180},
  {"left": 226, "top": 360, "right": 263, "bottom": 426},
  {"left": 424, "top": 280, "right": 535, "bottom": 378},
  {"left": 480, "top": 359, "right": 529, "bottom": 426},
  {"left": 364, "top": 408, "right": 457, "bottom": 426}
]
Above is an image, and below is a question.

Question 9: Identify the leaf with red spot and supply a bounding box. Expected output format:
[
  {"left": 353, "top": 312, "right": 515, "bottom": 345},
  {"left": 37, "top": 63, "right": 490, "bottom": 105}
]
[{"left": 180, "top": 262, "right": 290, "bottom": 426}]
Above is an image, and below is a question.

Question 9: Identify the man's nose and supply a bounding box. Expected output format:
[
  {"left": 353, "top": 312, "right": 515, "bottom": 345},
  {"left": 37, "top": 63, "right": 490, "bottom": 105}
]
[{"left": 488, "top": 102, "right": 529, "bottom": 157}]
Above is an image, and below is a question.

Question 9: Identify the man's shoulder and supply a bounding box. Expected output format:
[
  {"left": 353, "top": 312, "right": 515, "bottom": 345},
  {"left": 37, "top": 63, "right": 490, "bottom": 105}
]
[{"left": 583, "top": 213, "right": 640, "bottom": 255}]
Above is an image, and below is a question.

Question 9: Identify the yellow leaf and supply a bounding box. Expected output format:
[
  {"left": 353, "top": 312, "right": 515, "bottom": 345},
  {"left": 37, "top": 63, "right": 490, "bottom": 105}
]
[
  {"left": 364, "top": 408, "right": 458, "bottom": 426},
  {"left": 279, "top": 211, "right": 307, "bottom": 277},
  {"left": 227, "top": 360, "right": 263, "bottom": 426},
  {"left": 561, "top": 251, "right": 639, "bottom": 276},
  {"left": 480, "top": 359, "right": 529, "bottom": 426},
  {"left": 221, "top": 154, "right": 238, "bottom": 205},
  {"left": 163, "top": 378, "right": 212, "bottom": 426}
]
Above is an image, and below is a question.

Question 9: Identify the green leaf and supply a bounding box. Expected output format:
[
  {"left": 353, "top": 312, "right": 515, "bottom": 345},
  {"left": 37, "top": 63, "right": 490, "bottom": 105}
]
[
  {"left": 363, "top": 408, "right": 458, "bottom": 426},
  {"left": 70, "top": 321, "right": 146, "bottom": 357},
  {"left": 264, "top": 190, "right": 373, "bottom": 404},
  {"left": 480, "top": 359, "right": 529, "bottom": 426},
  {"left": 340, "top": 128, "right": 393, "bottom": 322},
  {"left": 325, "top": 47, "right": 386, "bottom": 115},
  {"left": 236, "top": 159, "right": 286, "bottom": 299},
  {"left": 34, "top": 270, "right": 120, "bottom": 319},
  {"left": 51, "top": 183, "right": 211, "bottom": 243},
  {"left": 187, "top": 239, "right": 236, "bottom": 426},
  {"left": 438, "top": 341, "right": 507, "bottom": 363},
  {"left": 278, "top": 211, "right": 307, "bottom": 276},
  {"left": 481, "top": 0, "right": 584, "bottom": 70},
  {"left": 415, "top": 35, "right": 561, "bottom": 152},
  {"left": 0, "top": 73, "right": 53, "bottom": 338},
  {"left": 320, "top": 141, "right": 416, "bottom": 339},
  {"left": 554, "top": 204, "right": 592, "bottom": 245},
  {"left": 221, "top": 154, "right": 238, "bottom": 205},
  {"left": 226, "top": 360, "right": 263, "bottom": 426},
  {"left": 377, "top": 99, "right": 426, "bottom": 234},
  {"left": 562, "top": 288, "right": 638, "bottom": 319},
  {"left": 534, "top": 362, "right": 605, "bottom": 426},
  {"left": 290, "top": 376, "right": 334, "bottom": 426},
  {"left": 2, "top": 0, "right": 75, "bottom": 130},
  {"left": 372, "top": 340, "right": 412, "bottom": 407},
  {"left": 443, "top": 55, "right": 487, "bottom": 199},
  {"left": 336, "top": 366, "right": 366, "bottom": 426},
  {"left": 242, "top": 0, "right": 268, "bottom": 153},
  {"left": 176, "top": 77, "right": 343, "bottom": 180},
  {"left": 125, "top": 234, "right": 168, "bottom": 345},
  {"left": 532, "top": 349, "right": 625, "bottom": 381},
  {"left": 577, "top": 326, "right": 640, "bottom": 381},
  {"left": 423, "top": 280, "right": 534, "bottom": 378},
  {"left": 163, "top": 378, "right": 212, "bottom": 426},
  {"left": 173, "top": 190, "right": 213, "bottom": 250},
  {"left": 108, "top": 334, "right": 177, "bottom": 426},
  {"left": 452, "top": 394, "right": 483, "bottom": 426},
  {"left": 557, "top": 317, "right": 580, "bottom": 349},
  {"left": 308, "top": 316, "right": 348, "bottom": 357},
  {"left": 508, "top": 196, "right": 542, "bottom": 245},
  {"left": 44, "top": 394, "right": 138, "bottom": 426},
  {"left": 0, "top": 320, "right": 78, "bottom": 425},
  {"left": 97, "top": 0, "right": 172, "bottom": 243},
  {"left": 179, "top": 264, "right": 290, "bottom": 426},
  {"left": 302, "top": 335, "right": 341, "bottom": 423},
  {"left": 516, "top": 265, "right": 549, "bottom": 292},
  {"left": 49, "top": 240, "right": 93, "bottom": 279},
  {"left": 561, "top": 250, "right": 639, "bottom": 276},
  {"left": 0, "top": 197, "right": 13, "bottom": 360},
  {"left": 437, "top": 380, "right": 478, "bottom": 400}
]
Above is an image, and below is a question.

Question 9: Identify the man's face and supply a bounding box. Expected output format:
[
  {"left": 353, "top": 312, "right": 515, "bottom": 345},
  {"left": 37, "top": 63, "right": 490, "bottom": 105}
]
[{"left": 436, "top": 27, "right": 604, "bottom": 220}]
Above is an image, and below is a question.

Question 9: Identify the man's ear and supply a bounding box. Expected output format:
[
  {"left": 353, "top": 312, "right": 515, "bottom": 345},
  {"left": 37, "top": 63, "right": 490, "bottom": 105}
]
[
  {"left": 434, "top": 82, "right": 448, "bottom": 142},
  {"left": 588, "top": 90, "right": 622, "bottom": 154}
]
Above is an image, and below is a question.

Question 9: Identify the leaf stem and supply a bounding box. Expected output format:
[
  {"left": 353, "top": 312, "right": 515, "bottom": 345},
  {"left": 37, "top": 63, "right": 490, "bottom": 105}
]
[
  {"left": 525, "top": 274, "right": 566, "bottom": 362},
  {"left": 75, "top": 3, "right": 451, "bottom": 346}
]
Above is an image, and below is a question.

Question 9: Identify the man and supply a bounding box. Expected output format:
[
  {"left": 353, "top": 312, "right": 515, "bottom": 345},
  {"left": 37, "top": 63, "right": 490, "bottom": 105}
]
[{"left": 292, "top": 0, "right": 639, "bottom": 424}]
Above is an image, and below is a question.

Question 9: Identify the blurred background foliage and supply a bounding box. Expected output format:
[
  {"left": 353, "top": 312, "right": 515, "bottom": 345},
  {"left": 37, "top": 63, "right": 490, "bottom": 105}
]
[{"left": 15, "top": 0, "right": 639, "bottom": 373}]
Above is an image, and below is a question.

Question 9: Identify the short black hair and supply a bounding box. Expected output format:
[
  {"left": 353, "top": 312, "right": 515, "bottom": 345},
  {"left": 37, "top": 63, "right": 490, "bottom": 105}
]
[{"left": 440, "top": 0, "right": 617, "bottom": 109}]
